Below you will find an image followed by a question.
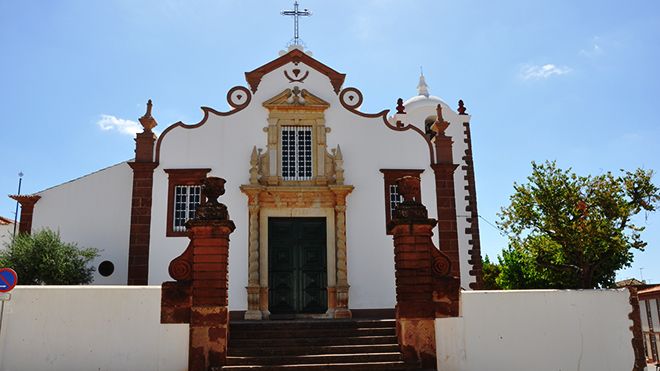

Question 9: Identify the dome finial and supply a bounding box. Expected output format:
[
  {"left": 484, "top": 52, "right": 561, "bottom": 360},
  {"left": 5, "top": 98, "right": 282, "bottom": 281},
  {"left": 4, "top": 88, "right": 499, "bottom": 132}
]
[{"left": 417, "top": 67, "right": 430, "bottom": 98}]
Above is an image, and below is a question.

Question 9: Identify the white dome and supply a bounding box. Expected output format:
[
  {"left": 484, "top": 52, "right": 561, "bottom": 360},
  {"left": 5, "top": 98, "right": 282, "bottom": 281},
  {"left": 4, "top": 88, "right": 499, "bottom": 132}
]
[{"left": 403, "top": 94, "right": 446, "bottom": 111}]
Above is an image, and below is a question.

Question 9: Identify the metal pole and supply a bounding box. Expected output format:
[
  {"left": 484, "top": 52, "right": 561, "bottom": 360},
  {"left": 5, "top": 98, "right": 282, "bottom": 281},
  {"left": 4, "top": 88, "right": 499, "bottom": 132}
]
[{"left": 12, "top": 172, "right": 23, "bottom": 238}]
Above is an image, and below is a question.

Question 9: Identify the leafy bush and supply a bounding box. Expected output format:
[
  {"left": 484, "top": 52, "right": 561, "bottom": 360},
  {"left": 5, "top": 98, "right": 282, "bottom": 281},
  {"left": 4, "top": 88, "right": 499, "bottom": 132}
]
[{"left": 0, "top": 229, "right": 99, "bottom": 285}]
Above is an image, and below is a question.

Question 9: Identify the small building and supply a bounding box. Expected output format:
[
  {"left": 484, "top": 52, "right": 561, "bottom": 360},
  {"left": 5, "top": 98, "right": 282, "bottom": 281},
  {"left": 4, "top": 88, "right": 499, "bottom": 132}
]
[{"left": 640, "top": 285, "right": 660, "bottom": 365}]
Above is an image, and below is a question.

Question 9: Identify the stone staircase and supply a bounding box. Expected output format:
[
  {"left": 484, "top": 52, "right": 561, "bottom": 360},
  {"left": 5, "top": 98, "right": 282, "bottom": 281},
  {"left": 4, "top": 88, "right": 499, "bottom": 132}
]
[{"left": 223, "top": 317, "right": 418, "bottom": 370}]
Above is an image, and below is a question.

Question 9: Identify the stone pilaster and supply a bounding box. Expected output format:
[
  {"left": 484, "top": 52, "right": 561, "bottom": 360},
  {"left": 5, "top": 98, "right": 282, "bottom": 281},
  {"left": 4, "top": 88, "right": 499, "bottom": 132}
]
[
  {"left": 388, "top": 176, "right": 460, "bottom": 369},
  {"left": 127, "top": 100, "right": 158, "bottom": 285},
  {"left": 245, "top": 189, "right": 262, "bottom": 320},
  {"left": 9, "top": 194, "right": 41, "bottom": 235},
  {"left": 161, "top": 177, "right": 235, "bottom": 371},
  {"left": 331, "top": 186, "right": 353, "bottom": 319},
  {"left": 431, "top": 104, "right": 461, "bottom": 279}
]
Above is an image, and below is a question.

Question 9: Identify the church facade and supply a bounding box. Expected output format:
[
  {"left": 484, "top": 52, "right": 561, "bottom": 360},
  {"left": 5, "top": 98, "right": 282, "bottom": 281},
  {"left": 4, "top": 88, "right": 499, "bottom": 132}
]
[{"left": 11, "top": 47, "right": 483, "bottom": 317}]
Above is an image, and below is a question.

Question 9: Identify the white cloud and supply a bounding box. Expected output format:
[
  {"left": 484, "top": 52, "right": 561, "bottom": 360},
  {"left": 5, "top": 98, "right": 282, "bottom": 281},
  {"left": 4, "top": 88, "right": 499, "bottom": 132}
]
[
  {"left": 520, "top": 64, "right": 571, "bottom": 80},
  {"left": 96, "top": 114, "right": 141, "bottom": 136}
]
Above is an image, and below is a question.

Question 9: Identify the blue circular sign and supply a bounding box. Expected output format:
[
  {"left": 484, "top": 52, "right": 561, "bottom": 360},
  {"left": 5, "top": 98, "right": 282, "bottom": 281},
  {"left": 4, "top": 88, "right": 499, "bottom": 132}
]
[{"left": 0, "top": 268, "right": 18, "bottom": 292}]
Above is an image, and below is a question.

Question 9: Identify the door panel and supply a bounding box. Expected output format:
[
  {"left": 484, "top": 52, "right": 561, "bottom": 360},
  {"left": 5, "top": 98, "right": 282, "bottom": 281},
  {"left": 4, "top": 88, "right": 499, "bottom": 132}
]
[{"left": 269, "top": 217, "right": 327, "bottom": 314}]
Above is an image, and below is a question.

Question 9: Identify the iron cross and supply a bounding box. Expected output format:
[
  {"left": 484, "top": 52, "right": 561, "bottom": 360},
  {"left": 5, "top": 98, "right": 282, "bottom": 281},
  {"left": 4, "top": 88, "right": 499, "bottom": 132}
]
[{"left": 281, "top": 1, "right": 312, "bottom": 46}]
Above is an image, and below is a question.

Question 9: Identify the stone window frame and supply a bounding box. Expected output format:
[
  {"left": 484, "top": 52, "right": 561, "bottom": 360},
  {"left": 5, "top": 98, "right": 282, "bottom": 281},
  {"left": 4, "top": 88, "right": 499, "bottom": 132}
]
[
  {"left": 164, "top": 168, "right": 211, "bottom": 237},
  {"left": 379, "top": 169, "right": 424, "bottom": 234}
]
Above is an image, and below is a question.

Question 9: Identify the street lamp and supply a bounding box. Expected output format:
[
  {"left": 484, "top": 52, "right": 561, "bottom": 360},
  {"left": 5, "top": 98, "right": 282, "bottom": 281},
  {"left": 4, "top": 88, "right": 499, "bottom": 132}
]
[{"left": 12, "top": 172, "right": 23, "bottom": 237}]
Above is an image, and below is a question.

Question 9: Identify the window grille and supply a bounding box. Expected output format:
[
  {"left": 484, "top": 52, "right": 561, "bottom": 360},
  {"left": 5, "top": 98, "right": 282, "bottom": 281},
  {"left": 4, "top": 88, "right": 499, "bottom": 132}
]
[
  {"left": 281, "top": 125, "right": 313, "bottom": 180},
  {"left": 173, "top": 185, "right": 201, "bottom": 232},
  {"left": 389, "top": 184, "right": 403, "bottom": 219}
]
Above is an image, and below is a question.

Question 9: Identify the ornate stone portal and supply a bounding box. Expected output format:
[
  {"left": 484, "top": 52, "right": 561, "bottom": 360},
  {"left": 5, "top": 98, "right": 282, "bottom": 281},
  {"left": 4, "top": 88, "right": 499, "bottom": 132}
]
[{"left": 240, "top": 88, "right": 353, "bottom": 319}]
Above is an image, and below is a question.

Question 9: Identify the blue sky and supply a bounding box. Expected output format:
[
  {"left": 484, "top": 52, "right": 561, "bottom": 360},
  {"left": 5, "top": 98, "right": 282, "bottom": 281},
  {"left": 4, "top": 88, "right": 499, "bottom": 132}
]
[{"left": 1, "top": 1, "right": 659, "bottom": 284}]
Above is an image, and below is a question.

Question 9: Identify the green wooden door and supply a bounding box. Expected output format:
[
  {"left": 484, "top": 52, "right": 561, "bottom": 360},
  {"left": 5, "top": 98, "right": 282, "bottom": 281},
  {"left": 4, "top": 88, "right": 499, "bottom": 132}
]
[{"left": 269, "top": 217, "right": 327, "bottom": 314}]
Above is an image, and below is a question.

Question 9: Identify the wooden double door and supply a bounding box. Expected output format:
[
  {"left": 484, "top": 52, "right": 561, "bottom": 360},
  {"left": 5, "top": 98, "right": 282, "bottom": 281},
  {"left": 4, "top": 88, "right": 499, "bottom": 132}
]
[{"left": 268, "top": 217, "right": 327, "bottom": 314}]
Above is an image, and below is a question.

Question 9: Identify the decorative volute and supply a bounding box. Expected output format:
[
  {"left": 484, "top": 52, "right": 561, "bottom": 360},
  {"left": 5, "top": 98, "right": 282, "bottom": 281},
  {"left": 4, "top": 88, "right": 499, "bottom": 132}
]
[{"left": 262, "top": 87, "right": 330, "bottom": 111}]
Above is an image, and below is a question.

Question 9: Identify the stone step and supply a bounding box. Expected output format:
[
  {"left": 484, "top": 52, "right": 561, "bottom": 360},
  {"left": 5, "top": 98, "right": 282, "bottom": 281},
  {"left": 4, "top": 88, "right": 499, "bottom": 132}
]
[
  {"left": 220, "top": 360, "right": 415, "bottom": 371},
  {"left": 227, "top": 352, "right": 403, "bottom": 366},
  {"left": 230, "top": 327, "right": 395, "bottom": 340},
  {"left": 229, "top": 344, "right": 401, "bottom": 357},
  {"left": 230, "top": 319, "right": 396, "bottom": 331},
  {"left": 229, "top": 335, "right": 399, "bottom": 348}
]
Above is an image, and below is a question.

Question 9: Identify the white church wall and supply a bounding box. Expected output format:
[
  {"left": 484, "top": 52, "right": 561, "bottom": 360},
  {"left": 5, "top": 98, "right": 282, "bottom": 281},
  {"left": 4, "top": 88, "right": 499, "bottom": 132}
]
[
  {"left": 0, "top": 221, "right": 13, "bottom": 247},
  {"left": 436, "top": 289, "right": 637, "bottom": 371},
  {"left": 0, "top": 286, "right": 188, "bottom": 371},
  {"left": 151, "top": 61, "right": 441, "bottom": 310},
  {"left": 31, "top": 162, "right": 133, "bottom": 284}
]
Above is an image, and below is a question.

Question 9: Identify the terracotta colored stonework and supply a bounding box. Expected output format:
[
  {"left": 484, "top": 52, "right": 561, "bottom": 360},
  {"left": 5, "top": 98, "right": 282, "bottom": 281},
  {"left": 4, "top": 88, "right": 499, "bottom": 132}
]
[
  {"left": 9, "top": 194, "right": 41, "bottom": 234},
  {"left": 388, "top": 176, "right": 460, "bottom": 369},
  {"left": 430, "top": 104, "right": 461, "bottom": 279},
  {"left": 161, "top": 177, "right": 235, "bottom": 370},
  {"left": 127, "top": 101, "right": 158, "bottom": 285},
  {"left": 461, "top": 118, "right": 484, "bottom": 289},
  {"left": 628, "top": 288, "right": 647, "bottom": 371}
]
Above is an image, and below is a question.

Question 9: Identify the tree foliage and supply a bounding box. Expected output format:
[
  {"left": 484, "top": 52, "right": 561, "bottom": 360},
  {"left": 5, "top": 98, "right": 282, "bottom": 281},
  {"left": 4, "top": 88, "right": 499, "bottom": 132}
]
[
  {"left": 496, "top": 161, "right": 658, "bottom": 289},
  {"left": 0, "top": 229, "right": 99, "bottom": 285},
  {"left": 481, "top": 255, "right": 502, "bottom": 290}
]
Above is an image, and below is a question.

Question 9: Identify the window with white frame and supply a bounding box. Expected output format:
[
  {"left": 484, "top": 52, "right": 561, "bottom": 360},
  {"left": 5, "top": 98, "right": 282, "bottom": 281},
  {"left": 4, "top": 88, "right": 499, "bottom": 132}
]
[
  {"left": 165, "top": 168, "right": 210, "bottom": 237},
  {"left": 281, "top": 125, "right": 313, "bottom": 181},
  {"left": 380, "top": 169, "right": 424, "bottom": 234},
  {"left": 388, "top": 184, "right": 403, "bottom": 219},
  {"left": 173, "top": 185, "right": 202, "bottom": 232}
]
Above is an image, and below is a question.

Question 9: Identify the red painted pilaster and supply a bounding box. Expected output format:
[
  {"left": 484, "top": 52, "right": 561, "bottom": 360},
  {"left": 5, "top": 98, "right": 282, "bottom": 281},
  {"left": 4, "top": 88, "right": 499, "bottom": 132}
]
[
  {"left": 127, "top": 100, "right": 158, "bottom": 285},
  {"left": 9, "top": 194, "right": 41, "bottom": 235},
  {"left": 431, "top": 104, "right": 461, "bottom": 279},
  {"left": 161, "top": 177, "right": 235, "bottom": 371},
  {"left": 388, "top": 176, "right": 460, "bottom": 369}
]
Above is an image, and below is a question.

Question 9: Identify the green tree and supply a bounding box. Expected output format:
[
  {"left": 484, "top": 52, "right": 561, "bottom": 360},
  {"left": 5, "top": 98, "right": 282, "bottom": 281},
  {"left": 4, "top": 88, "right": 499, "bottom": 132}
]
[
  {"left": 481, "top": 255, "right": 502, "bottom": 290},
  {"left": 496, "top": 161, "right": 658, "bottom": 289},
  {"left": 0, "top": 229, "right": 99, "bottom": 285}
]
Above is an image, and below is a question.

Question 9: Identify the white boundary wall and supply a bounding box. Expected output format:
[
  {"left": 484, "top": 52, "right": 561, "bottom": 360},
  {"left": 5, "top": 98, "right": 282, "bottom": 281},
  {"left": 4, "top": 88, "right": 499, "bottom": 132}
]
[
  {"left": 0, "top": 286, "right": 187, "bottom": 371},
  {"left": 436, "top": 289, "right": 638, "bottom": 371}
]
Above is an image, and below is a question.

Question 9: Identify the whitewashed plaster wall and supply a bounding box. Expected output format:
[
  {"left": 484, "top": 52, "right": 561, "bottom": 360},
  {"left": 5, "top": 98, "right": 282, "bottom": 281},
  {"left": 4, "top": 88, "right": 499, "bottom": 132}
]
[
  {"left": 31, "top": 162, "right": 133, "bottom": 284},
  {"left": 152, "top": 59, "right": 443, "bottom": 310},
  {"left": 436, "top": 289, "right": 637, "bottom": 371},
  {"left": 0, "top": 222, "right": 13, "bottom": 247},
  {"left": 0, "top": 286, "right": 187, "bottom": 371}
]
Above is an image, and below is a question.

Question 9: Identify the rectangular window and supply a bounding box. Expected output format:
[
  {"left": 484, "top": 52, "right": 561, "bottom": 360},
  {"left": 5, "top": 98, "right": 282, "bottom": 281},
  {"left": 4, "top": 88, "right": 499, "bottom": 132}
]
[
  {"left": 165, "top": 168, "right": 211, "bottom": 237},
  {"left": 380, "top": 169, "right": 424, "bottom": 234},
  {"left": 173, "top": 185, "right": 202, "bottom": 232},
  {"left": 389, "top": 184, "right": 403, "bottom": 219},
  {"left": 281, "top": 125, "right": 312, "bottom": 181}
]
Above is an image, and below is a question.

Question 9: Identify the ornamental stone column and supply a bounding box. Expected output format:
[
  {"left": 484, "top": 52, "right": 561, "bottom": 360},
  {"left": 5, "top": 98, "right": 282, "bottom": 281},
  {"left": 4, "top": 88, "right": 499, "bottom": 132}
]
[
  {"left": 161, "top": 177, "right": 236, "bottom": 370},
  {"left": 127, "top": 100, "right": 158, "bottom": 285},
  {"left": 430, "top": 104, "right": 461, "bottom": 279},
  {"left": 330, "top": 185, "right": 353, "bottom": 319},
  {"left": 388, "top": 176, "right": 460, "bottom": 369}
]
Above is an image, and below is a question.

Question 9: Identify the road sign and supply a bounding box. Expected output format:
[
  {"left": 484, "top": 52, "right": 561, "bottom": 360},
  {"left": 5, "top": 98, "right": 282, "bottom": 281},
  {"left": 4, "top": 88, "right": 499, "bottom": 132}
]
[{"left": 0, "top": 268, "right": 18, "bottom": 293}]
